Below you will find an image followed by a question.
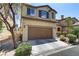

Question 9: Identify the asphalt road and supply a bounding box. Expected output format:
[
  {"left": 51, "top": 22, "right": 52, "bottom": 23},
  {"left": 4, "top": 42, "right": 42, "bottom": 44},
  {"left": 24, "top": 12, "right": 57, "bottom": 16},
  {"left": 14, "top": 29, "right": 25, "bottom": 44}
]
[{"left": 49, "top": 45, "right": 79, "bottom": 56}]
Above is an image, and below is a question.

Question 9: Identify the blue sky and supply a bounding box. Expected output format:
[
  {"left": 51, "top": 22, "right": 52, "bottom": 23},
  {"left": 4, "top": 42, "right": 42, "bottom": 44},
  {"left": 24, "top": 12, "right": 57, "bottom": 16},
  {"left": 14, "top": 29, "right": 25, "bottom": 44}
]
[{"left": 30, "top": 3, "right": 79, "bottom": 19}]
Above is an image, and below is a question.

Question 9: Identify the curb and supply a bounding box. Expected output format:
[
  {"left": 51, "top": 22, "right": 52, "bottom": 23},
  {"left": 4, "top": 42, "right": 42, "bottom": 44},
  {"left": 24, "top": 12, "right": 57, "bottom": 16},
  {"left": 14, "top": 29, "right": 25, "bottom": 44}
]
[
  {"left": 45, "top": 45, "right": 77, "bottom": 56},
  {"left": 31, "top": 45, "right": 77, "bottom": 56}
]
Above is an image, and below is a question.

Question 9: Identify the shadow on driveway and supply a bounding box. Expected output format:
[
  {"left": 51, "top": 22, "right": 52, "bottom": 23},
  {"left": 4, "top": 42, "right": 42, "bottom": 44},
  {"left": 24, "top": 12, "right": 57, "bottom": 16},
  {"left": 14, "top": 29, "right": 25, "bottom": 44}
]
[{"left": 27, "top": 39, "right": 57, "bottom": 46}]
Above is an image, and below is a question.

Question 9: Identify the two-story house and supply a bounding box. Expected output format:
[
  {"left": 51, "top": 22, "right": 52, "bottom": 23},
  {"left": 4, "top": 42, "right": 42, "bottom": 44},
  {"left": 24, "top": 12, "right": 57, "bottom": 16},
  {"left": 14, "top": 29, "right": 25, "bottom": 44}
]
[{"left": 20, "top": 4, "right": 57, "bottom": 41}]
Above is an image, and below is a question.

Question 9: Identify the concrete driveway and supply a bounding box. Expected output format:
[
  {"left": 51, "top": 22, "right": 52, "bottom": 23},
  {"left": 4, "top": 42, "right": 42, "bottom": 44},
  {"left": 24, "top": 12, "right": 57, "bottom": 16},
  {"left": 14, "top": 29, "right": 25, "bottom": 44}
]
[
  {"left": 27, "top": 39, "right": 57, "bottom": 45},
  {"left": 29, "top": 39, "right": 69, "bottom": 56}
]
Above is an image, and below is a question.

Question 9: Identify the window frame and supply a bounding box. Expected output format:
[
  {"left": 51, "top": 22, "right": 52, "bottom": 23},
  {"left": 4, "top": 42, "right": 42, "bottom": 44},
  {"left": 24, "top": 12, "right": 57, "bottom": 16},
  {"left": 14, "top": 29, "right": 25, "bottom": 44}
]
[
  {"left": 39, "top": 10, "right": 49, "bottom": 19},
  {"left": 27, "top": 7, "right": 35, "bottom": 16},
  {"left": 52, "top": 13, "right": 55, "bottom": 19}
]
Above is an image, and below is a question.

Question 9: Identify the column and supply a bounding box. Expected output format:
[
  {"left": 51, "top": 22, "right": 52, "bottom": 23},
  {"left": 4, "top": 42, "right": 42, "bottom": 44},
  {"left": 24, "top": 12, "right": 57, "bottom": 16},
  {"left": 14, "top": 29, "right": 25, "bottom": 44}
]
[
  {"left": 52, "top": 26, "right": 57, "bottom": 39},
  {"left": 22, "top": 25, "right": 28, "bottom": 42}
]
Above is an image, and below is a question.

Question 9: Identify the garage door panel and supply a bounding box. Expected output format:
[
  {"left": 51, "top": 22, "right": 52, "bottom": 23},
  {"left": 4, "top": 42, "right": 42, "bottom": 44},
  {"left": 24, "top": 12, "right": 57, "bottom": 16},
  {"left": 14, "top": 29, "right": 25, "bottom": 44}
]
[{"left": 28, "top": 26, "right": 52, "bottom": 40}]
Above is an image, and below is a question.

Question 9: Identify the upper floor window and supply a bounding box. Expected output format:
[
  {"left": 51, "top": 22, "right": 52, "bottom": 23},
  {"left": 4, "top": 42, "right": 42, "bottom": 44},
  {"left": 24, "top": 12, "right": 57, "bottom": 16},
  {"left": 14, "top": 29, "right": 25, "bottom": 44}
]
[
  {"left": 52, "top": 13, "right": 55, "bottom": 19},
  {"left": 39, "top": 10, "right": 49, "bottom": 19},
  {"left": 27, "top": 7, "right": 35, "bottom": 16}
]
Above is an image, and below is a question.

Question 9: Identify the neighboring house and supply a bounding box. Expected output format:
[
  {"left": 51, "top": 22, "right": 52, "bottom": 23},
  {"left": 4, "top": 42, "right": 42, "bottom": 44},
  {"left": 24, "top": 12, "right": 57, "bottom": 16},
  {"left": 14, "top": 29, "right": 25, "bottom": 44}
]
[
  {"left": 56, "top": 15, "right": 68, "bottom": 34},
  {"left": 73, "top": 22, "right": 79, "bottom": 27},
  {"left": 56, "top": 15, "right": 78, "bottom": 35},
  {"left": 20, "top": 4, "right": 57, "bottom": 41}
]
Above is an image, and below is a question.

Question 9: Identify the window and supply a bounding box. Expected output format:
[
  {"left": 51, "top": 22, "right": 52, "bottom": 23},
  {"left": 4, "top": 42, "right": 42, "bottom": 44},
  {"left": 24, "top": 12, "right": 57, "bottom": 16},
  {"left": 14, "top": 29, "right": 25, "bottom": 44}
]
[
  {"left": 27, "top": 7, "right": 35, "bottom": 16},
  {"left": 52, "top": 13, "right": 55, "bottom": 19},
  {"left": 39, "top": 10, "right": 49, "bottom": 19},
  {"left": 57, "top": 27, "right": 61, "bottom": 31}
]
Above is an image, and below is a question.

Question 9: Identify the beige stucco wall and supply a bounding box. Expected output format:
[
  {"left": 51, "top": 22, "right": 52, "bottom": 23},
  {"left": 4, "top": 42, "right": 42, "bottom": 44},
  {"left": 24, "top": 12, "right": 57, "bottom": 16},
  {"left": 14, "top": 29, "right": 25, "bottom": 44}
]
[
  {"left": 22, "top": 18, "right": 56, "bottom": 27},
  {"left": 22, "top": 25, "right": 28, "bottom": 41}
]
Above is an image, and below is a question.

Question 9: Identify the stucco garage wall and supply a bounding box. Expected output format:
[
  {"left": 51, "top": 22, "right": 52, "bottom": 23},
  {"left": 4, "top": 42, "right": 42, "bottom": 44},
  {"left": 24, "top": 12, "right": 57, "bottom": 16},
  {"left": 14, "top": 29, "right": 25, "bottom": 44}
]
[
  {"left": 22, "top": 18, "right": 57, "bottom": 41},
  {"left": 22, "top": 18, "right": 56, "bottom": 27}
]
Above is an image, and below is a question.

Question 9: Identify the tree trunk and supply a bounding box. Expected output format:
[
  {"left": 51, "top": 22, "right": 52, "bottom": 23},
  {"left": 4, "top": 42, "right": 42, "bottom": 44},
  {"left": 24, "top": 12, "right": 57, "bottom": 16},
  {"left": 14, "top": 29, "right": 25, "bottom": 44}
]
[{"left": 10, "top": 29, "right": 16, "bottom": 49}]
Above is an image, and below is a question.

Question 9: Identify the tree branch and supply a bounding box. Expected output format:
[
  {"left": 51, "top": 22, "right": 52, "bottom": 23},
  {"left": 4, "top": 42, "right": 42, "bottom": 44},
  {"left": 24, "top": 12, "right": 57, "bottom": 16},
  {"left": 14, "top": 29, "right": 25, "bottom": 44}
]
[
  {"left": 0, "top": 12, "right": 11, "bottom": 30},
  {"left": 0, "top": 4, "right": 2, "bottom": 9},
  {"left": 9, "top": 3, "right": 15, "bottom": 29},
  {"left": 0, "top": 18, "right": 10, "bottom": 31},
  {"left": 3, "top": 4, "right": 9, "bottom": 20}
]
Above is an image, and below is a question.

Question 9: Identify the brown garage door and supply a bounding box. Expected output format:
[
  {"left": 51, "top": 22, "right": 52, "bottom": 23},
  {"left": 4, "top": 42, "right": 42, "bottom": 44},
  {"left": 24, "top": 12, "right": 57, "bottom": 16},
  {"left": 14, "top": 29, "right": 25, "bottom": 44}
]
[{"left": 28, "top": 26, "right": 52, "bottom": 40}]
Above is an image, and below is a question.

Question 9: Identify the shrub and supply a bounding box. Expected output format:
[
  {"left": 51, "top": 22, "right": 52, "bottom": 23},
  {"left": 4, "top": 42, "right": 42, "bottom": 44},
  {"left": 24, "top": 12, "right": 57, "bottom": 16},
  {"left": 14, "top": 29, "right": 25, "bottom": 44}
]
[
  {"left": 60, "top": 35, "right": 66, "bottom": 42},
  {"left": 57, "top": 32, "right": 67, "bottom": 37},
  {"left": 57, "top": 33, "right": 63, "bottom": 37},
  {"left": 15, "top": 42, "right": 32, "bottom": 56},
  {"left": 19, "top": 34, "right": 22, "bottom": 42},
  {"left": 67, "top": 34, "right": 77, "bottom": 43},
  {"left": 0, "top": 48, "right": 2, "bottom": 51},
  {"left": 70, "top": 27, "right": 79, "bottom": 38}
]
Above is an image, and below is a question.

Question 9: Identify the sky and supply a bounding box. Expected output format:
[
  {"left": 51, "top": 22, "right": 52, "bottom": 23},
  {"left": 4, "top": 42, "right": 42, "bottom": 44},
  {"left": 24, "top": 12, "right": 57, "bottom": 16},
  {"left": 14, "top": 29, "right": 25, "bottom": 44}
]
[{"left": 30, "top": 3, "right": 79, "bottom": 20}]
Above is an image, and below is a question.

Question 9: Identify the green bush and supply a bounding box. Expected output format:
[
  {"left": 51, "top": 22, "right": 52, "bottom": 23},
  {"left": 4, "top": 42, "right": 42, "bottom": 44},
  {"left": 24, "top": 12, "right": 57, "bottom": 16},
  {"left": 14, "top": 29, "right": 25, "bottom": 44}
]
[
  {"left": 60, "top": 35, "right": 66, "bottom": 42},
  {"left": 70, "top": 27, "right": 79, "bottom": 38},
  {"left": 56, "top": 33, "right": 60, "bottom": 37},
  {"left": 0, "top": 48, "right": 2, "bottom": 51},
  {"left": 15, "top": 42, "right": 32, "bottom": 56},
  {"left": 67, "top": 34, "right": 77, "bottom": 43},
  {"left": 19, "top": 34, "right": 22, "bottom": 42},
  {"left": 57, "top": 32, "right": 67, "bottom": 37},
  {"left": 0, "top": 20, "right": 2, "bottom": 31}
]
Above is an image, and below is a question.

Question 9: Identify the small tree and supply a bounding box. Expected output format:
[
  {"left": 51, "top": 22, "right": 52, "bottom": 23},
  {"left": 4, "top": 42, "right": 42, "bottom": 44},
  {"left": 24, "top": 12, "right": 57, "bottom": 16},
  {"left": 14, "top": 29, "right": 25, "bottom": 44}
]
[
  {"left": 0, "top": 3, "right": 21, "bottom": 48},
  {"left": 65, "top": 17, "right": 74, "bottom": 33},
  {"left": 71, "top": 27, "right": 79, "bottom": 38}
]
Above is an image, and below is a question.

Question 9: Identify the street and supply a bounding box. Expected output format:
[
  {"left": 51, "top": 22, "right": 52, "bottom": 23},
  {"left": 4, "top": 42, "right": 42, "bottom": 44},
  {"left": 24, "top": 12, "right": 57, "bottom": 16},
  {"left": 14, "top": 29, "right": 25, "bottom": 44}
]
[{"left": 49, "top": 45, "right": 79, "bottom": 56}]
